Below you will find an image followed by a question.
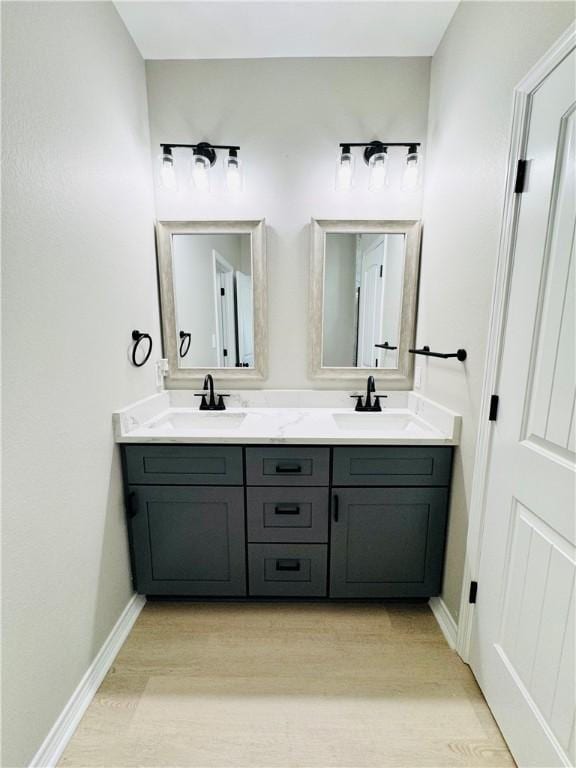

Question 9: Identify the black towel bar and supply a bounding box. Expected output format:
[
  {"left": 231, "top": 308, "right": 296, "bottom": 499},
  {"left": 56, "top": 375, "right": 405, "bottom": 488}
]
[{"left": 409, "top": 345, "right": 467, "bottom": 362}]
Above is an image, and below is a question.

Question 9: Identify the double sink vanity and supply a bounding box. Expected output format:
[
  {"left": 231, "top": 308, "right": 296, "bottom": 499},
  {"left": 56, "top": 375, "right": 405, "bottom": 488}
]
[
  {"left": 115, "top": 216, "right": 462, "bottom": 601},
  {"left": 114, "top": 387, "right": 460, "bottom": 600}
]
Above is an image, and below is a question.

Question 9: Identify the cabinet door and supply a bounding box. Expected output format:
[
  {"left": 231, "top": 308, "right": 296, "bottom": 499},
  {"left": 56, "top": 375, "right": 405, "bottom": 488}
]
[
  {"left": 329, "top": 487, "right": 448, "bottom": 598},
  {"left": 128, "top": 486, "right": 246, "bottom": 596}
]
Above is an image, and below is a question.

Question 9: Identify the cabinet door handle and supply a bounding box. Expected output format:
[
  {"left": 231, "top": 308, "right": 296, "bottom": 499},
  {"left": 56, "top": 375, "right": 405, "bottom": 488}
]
[
  {"left": 275, "top": 463, "right": 302, "bottom": 474},
  {"left": 274, "top": 505, "right": 300, "bottom": 515},
  {"left": 276, "top": 559, "right": 301, "bottom": 571},
  {"left": 333, "top": 494, "right": 339, "bottom": 523},
  {"left": 128, "top": 490, "right": 138, "bottom": 518}
]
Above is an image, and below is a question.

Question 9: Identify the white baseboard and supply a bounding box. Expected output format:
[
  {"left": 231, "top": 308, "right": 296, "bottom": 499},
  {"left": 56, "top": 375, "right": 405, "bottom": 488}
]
[
  {"left": 29, "top": 593, "right": 146, "bottom": 768},
  {"left": 429, "top": 596, "right": 458, "bottom": 650}
]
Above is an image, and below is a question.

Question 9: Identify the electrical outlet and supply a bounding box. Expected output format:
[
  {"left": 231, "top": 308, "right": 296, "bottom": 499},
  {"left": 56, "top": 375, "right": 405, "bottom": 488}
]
[
  {"left": 414, "top": 365, "right": 422, "bottom": 389},
  {"left": 155, "top": 358, "right": 168, "bottom": 388}
]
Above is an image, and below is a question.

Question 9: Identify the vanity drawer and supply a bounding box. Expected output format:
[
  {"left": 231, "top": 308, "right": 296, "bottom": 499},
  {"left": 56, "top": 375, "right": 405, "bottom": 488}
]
[
  {"left": 332, "top": 446, "right": 452, "bottom": 487},
  {"left": 123, "top": 445, "right": 243, "bottom": 485},
  {"left": 246, "top": 447, "right": 330, "bottom": 486},
  {"left": 247, "top": 488, "right": 329, "bottom": 543},
  {"left": 248, "top": 543, "right": 328, "bottom": 597}
]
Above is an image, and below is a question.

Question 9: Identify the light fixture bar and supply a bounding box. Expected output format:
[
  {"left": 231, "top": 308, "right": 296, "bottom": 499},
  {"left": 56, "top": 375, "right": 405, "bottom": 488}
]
[
  {"left": 339, "top": 142, "right": 421, "bottom": 149},
  {"left": 160, "top": 143, "right": 240, "bottom": 151},
  {"left": 158, "top": 141, "right": 244, "bottom": 192}
]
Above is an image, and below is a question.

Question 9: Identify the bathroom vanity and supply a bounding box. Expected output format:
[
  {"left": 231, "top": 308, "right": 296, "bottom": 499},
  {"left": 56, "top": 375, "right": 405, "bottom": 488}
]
[
  {"left": 115, "top": 391, "right": 460, "bottom": 600},
  {"left": 117, "top": 217, "right": 461, "bottom": 600}
]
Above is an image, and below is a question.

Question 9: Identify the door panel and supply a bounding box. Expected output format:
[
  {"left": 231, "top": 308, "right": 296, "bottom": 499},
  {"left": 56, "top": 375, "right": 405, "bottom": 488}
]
[
  {"left": 128, "top": 486, "right": 246, "bottom": 596},
  {"left": 246, "top": 447, "right": 330, "bottom": 486},
  {"left": 246, "top": 487, "right": 329, "bottom": 543},
  {"left": 123, "top": 445, "right": 243, "bottom": 486},
  {"left": 329, "top": 487, "right": 448, "bottom": 598},
  {"left": 472, "top": 46, "right": 576, "bottom": 768},
  {"left": 333, "top": 446, "right": 452, "bottom": 486},
  {"left": 248, "top": 543, "right": 328, "bottom": 597},
  {"left": 357, "top": 236, "right": 385, "bottom": 367}
]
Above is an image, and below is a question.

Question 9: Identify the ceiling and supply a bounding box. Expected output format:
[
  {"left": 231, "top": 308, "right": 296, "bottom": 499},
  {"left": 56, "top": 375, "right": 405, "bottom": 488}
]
[{"left": 115, "top": 1, "right": 460, "bottom": 59}]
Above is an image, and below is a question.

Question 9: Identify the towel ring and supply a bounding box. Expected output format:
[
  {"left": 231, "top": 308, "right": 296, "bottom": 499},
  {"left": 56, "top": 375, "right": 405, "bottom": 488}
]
[
  {"left": 179, "top": 331, "right": 192, "bottom": 358},
  {"left": 131, "top": 330, "right": 152, "bottom": 367}
]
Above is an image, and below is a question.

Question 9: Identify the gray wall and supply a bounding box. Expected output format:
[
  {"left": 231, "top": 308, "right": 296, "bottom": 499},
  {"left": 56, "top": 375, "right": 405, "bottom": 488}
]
[
  {"left": 1, "top": 3, "right": 161, "bottom": 765},
  {"left": 146, "top": 57, "right": 431, "bottom": 388},
  {"left": 418, "top": 1, "right": 575, "bottom": 624}
]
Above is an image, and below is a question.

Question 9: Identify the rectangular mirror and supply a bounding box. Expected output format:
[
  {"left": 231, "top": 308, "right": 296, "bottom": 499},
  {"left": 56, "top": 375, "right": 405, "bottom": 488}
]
[
  {"left": 157, "top": 220, "right": 267, "bottom": 381},
  {"left": 310, "top": 219, "right": 421, "bottom": 384}
]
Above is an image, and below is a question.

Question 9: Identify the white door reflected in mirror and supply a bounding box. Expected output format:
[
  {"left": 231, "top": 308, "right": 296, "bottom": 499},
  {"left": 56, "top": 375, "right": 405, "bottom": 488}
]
[
  {"left": 322, "top": 232, "right": 405, "bottom": 369},
  {"left": 172, "top": 233, "right": 254, "bottom": 369}
]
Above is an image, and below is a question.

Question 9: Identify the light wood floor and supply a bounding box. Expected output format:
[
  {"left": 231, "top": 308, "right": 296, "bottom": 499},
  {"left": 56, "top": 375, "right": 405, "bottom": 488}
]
[{"left": 60, "top": 602, "right": 514, "bottom": 767}]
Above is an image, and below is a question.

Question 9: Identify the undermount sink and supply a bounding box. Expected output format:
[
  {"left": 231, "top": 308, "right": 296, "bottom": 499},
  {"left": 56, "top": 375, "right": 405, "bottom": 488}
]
[
  {"left": 148, "top": 411, "right": 247, "bottom": 431},
  {"left": 332, "top": 412, "right": 434, "bottom": 434}
]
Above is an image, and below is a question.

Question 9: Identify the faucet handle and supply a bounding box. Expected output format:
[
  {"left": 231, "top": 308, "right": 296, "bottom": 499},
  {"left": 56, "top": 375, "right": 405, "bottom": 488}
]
[
  {"left": 350, "top": 394, "right": 364, "bottom": 412},
  {"left": 195, "top": 393, "right": 210, "bottom": 411},
  {"left": 216, "top": 394, "right": 230, "bottom": 410}
]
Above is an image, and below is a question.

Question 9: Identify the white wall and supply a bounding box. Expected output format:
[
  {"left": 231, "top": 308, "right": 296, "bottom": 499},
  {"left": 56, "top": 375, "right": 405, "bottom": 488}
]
[
  {"left": 323, "top": 234, "right": 357, "bottom": 367},
  {"left": 419, "top": 1, "right": 575, "bottom": 623},
  {"left": 2, "top": 3, "right": 160, "bottom": 765},
  {"left": 146, "top": 57, "right": 430, "bottom": 388}
]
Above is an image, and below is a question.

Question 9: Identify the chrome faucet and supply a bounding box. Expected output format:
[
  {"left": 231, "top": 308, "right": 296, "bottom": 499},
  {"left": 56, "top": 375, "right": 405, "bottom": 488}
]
[
  {"left": 195, "top": 374, "right": 229, "bottom": 411},
  {"left": 351, "top": 375, "right": 387, "bottom": 412}
]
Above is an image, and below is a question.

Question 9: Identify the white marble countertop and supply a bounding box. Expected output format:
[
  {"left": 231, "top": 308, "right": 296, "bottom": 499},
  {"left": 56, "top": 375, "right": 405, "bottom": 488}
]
[{"left": 113, "top": 390, "right": 461, "bottom": 445}]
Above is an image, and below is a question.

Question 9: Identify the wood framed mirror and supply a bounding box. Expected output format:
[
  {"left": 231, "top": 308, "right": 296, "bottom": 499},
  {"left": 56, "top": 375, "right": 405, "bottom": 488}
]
[
  {"left": 309, "top": 219, "right": 421, "bottom": 384},
  {"left": 156, "top": 220, "right": 267, "bottom": 381}
]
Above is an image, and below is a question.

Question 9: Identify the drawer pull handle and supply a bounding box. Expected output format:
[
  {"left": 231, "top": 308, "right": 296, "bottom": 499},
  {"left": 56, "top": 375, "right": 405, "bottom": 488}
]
[
  {"left": 274, "top": 505, "right": 300, "bottom": 515},
  {"left": 276, "top": 559, "right": 301, "bottom": 571},
  {"left": 333, "top": 494, "right": 339, "bottom": 523},
  {"left": 275, "top": 463, "right": 302, "bottom": 474}
]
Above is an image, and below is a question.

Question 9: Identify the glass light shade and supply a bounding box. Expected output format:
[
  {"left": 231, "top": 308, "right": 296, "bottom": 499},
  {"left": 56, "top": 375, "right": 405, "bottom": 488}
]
[
  {"left": 225, "top": 154, "right": 243, "bottom": 192},
  {"left": 368, "top": 152, "right": 388, "bottom": 191},
  {"left": 159, "top": 152, "right": 176, "bottom": 189},
  {"left": 191, "top": 154, "right": 211, "bottom": 191},
  {"left": 402, "top": 151, "right": 422, "bottom": 191},
  {"left": 335, "top": 151, "right": 355, "bottom": 191}
]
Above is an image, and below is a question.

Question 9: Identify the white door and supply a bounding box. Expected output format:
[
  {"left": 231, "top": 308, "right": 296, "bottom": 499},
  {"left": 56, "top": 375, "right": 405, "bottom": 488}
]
[
  {"left": 357, "top": 236, "right": 385, "bottom": 367},
  {"left": 212, "top": 250, "right": 237, "bottom": 367},
  {"left": 472, "top": 48, "right": 575, "bottom": 767},
  {"left": 236, "top": 271, "right": 254, "bottom": 367}
]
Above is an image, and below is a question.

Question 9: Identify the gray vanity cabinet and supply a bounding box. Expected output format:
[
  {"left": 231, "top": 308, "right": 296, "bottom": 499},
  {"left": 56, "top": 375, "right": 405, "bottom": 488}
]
[
  {"left": 122, "top": 444, "right": 452, "bottom": 599},
  {"left": 126, "top": 485, "right": 246, "bottom": 596}
]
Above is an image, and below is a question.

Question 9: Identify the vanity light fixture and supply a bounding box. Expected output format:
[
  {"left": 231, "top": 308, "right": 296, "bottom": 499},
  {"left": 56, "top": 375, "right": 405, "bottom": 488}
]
[
  {"left": 159, "top": 146, "right": 176, "bottom": 189},
  {"left": 365, "top": 142, "right": 389, "bottom": 191},
  {"left": 402, "top": 145, "right": 422, "bottom": 191},
  {"left": 159, "top": 142, "right": 242, "bottom": 192},
  {"left": 335, "top": 144, "right": 355, "bottom": 190},
  {"left": 225, "top": 148, "right": 243, "bottom": 192},
  {"left": 335, "top": 141, "right": 422, "bottom": 192}
]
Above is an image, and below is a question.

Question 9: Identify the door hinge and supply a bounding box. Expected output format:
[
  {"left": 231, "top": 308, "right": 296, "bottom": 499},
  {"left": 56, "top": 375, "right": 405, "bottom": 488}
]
[
  {"left": 379, "top": 265, "right": 383, "bottom": 278},
  {"left": 514, "top": 159, "right": 528, "bottom": 193},
  {"left": 223, "top": 348, "right": 228, "bottom": 358},
  {"left": 220, "top": 287, "right": 225, "bottom": 296},
  {"left": 489, "top": 394, "right": 499, "bottom": 422},
  {"left": 469, "top": 581, "right": 478, "bottom": 604}
]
